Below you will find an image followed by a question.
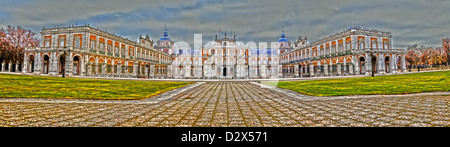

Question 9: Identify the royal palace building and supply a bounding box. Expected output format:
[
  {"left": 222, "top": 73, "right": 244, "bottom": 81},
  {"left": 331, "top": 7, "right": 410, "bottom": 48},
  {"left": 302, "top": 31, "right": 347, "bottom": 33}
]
[
  {"left": 169, "top": 32, "right": 280, "bottom": 79},
  {"left": 280, "top": 26, "right": 406, "bottom": 77},
  {"left": 23, "top": 25, "right": 171, "bottom": 78},
  {"left": 22, "top": 25, "right": 406, "bottom": 79}
]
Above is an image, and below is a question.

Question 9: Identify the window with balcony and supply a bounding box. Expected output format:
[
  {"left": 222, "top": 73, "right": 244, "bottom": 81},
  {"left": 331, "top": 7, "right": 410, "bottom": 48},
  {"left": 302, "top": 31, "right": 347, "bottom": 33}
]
[
  {"left": 371, "top": 40, "right": 377, "bottom": 49},
  {"left": 58, "top": 37, "right": 65, "bottom": 47},
  {"left": 358, "top": 39, "right": 365, "bottom": 50},
  {"left": 44, "top": 38, "right": 51, "bottom": 47},
  {"left": 100, "top": 43, "right": 105, "bottom": 51},
  {"left": 383, "top": 40, "right": 389, "bottom": 50},
  {"left": 346, "top": 41, "right": 351, "bottom": 50},
  {"left": 74, "top": 37, "right": 81, "bottom": 48},
  {"left": 90, "top": 39, "right": 96, "bottom": 49}
]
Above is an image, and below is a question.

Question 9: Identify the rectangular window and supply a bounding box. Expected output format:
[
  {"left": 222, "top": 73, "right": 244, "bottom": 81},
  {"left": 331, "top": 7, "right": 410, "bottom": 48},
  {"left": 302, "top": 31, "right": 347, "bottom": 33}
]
[
  {"left": 74, "top": 38, "right": 81, "bottom": 48},
  {"left": 90, "top": 39, "right": 96, "bottom": 49},
  {"left": 346, "top": 41, "right": 351, "bottom": 50},
  {"left": 383, "top": 40, "right": 389, "bottom": 49},
  {"left": 371, "top": 40, "right": 377, "bottom": 49},
  {"left": 359, "top": 39, "right": 364, "bottom": 49},
  {"left": 59, "top": 38, "right": 65, "bottom": 47},
  {"left": 45, "top": 40, "right": 50, "bottom": 47}
]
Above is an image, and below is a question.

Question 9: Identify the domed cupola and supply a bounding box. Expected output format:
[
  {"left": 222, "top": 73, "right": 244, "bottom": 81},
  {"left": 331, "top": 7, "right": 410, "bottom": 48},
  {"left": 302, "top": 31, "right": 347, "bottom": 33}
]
[{"left": 159, "top": 25, "right": 172, "bottom": 42}]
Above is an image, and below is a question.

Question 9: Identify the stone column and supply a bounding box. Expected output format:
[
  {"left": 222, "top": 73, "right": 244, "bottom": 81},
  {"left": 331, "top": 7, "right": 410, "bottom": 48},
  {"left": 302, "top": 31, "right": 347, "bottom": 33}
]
[
  {"left": 81, "top": 55, "right": 87, "bottom": 76},
  {"left": 390, "top": 57, "right": 395, "bottom": 74},
  {"left": 95, "top": 57, "right": 99, "bottom": 75},
  {"left": 86, "top": 62, "right": 92, "bottom": 76},
  {"left": 365, "top": 53, "right": 371, "bottom": 75},
  {"left": 317, "top": 62, "right": 321, "bottom": 74},
  {"left": 349, "top": 64, "right": 354, "bottom": 75},
  {"left": 15, "top": 62, "right": 20, "bottom": 73},
  {"left": 117, "top": 63, "right": 122, "bottom": 76},
  {"left": 1, "top": 62, "right": 5, "bottom": 72},
  {"left": 8, "top": 62, "right": 13, "bottom": 72},
  {"left": 337, "top": 64, "right": 341, "bottom": 75},
  {"left": 34, "top": 53, "right": 41, "bottom": 75},
  {"left": 401, "top": 55, "right": 406, "bottom": 73},
  {"left": 309, "top": 64, "right": 314, "bottom": 76},
  {"left": 66, "top": 52, "right": 73, "bottom": 76},
  {"left": 23, "top": 59, "right": 28, "bottom": 74},
  {"left": 144, "top": 65, "right": 148, "bottom": 78},
  {"left": 379, "top": 54, "right": 385, "bottom": 74},
  {"left": 329, "top": 62, "right": 332, "bottom": 75},
  {"left": 343, "top": 61, "right": 347, "bottom": 74},
  {"left": 49, "top": 52, "right": 57, "bottom": 76},
  {"left": 101, "top": 63, "right": 106, "bottom": 77},
  {"left": 353, "top": 56, "right": 359, "bottom": 75},
  {"left": 393, "top": 54, "right": 398, "bottom": 74},
  {"left": 133, "top": 62, "right": 138, "bottom": 77},
  {"left": 323, "top": 63, "right": 328, "bottom": 75},
  {"left": 294, "top": 64, "right": 299, "bottom": 77}
]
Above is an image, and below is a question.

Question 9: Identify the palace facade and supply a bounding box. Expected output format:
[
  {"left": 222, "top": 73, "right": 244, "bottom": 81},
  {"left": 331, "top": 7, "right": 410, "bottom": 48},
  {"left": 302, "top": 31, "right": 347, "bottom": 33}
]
[
  {"left": 168, "top": 32, "right": 280, "bottom": 79},
  {"left": 280, "top": 26, "right": 406, "bottom": 77},
  {"left": 22, "top": 25, "right": 406, "bottom": 79},
  {"left": 23, "top": 25, "right": 171, "bottom": 78}
]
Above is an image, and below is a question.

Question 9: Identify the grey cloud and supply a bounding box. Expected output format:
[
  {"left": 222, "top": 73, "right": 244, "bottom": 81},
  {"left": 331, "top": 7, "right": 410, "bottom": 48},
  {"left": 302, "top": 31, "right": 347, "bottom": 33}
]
[{"left": 1, "top": 0, "right": 450, "bottom": 49}]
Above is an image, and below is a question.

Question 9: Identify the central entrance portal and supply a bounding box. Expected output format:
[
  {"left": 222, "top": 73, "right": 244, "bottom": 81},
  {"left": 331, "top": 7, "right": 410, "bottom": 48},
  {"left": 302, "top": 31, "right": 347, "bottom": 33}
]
[{"left": 223, "top": 67, "right": 227, "bottom": 76}]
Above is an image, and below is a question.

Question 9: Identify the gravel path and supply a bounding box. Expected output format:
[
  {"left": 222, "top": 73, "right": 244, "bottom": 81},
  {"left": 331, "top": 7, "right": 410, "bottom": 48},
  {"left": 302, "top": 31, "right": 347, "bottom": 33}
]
[{"left": 0, "top": 82, "right": 448, "bottom": 127}]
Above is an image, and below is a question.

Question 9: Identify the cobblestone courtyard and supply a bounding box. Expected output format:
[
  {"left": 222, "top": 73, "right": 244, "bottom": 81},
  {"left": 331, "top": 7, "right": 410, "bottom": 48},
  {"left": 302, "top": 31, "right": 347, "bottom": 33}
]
[{"left": 0, "top": 82, "right": 449, "bottom": 127}]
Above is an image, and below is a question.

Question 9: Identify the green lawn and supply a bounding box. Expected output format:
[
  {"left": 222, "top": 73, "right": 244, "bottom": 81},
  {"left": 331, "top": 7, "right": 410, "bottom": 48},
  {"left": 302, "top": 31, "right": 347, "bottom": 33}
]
[
  {"left": 0, "top": 74, "right": 193, "bottom": 100},
  {"left": 265, "top": 71, "right": 450, "bottom": 97}
]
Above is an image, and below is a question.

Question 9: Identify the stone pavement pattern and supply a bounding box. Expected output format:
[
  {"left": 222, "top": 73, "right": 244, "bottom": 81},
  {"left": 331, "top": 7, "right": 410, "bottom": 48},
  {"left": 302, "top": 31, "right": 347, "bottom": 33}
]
[{"left": 0, "top": 82, "right": 449, "bottom": 127}]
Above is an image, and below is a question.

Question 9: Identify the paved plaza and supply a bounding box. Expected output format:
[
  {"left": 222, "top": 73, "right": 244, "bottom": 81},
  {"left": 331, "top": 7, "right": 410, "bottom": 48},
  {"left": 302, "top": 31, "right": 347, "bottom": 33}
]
[{"left": 0, "top": 81, "right": 449, "bottom": 127}]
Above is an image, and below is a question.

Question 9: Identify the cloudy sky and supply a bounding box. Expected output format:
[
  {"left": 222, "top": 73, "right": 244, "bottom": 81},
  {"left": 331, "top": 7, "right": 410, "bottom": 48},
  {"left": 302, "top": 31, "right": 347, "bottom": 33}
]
[{"left": 1, "top": 0, "right": 450, "bottom": 49}]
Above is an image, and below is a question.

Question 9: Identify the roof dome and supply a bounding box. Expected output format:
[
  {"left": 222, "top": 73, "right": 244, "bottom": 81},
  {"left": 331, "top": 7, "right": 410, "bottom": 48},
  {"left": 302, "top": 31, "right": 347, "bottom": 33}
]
[
  {"left": 159, "top": 26, "right": 172, "bottom": 42},
  {"left": 277, "top": 31, "right": 289, "bottom": 42}
]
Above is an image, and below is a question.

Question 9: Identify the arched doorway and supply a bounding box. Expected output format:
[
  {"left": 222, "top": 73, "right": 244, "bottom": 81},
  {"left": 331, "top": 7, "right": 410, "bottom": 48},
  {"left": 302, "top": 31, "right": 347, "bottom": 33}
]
[
  {"left": 299, "top": 64, "right": 302, "bottom": 77},
  {"left": 385, "top": 56, "right": 390, "bottom": 73},
  {"left": 223, "top": 67, "right": 227, "bottom": 76},
  {"left": 359, "top": 57, "right": 365, "bottom": 75},
  {"left": 58, "top": 55, "right": 65, "bottom": 75},
  {"left": 43, "top": 55, "right": 50, "bottom": 74},
  {"left": 371, "top": 55, "right": 377, "bottom": 74},
  {"left": 397, "top": 56, "right": 402, "bottom": 72},
  {"left": 28, "top": 55, "right": 35, "bottom": 73},
  {"left": 73, "top": 56, "right": 80, "bottom": 75}
]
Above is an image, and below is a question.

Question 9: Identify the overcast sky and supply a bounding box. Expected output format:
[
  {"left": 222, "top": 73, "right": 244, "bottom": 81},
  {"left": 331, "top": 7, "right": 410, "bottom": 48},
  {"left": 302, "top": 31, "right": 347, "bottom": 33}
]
[{"left": 1, "top": 0, "right": 450, "bottom": 49}]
